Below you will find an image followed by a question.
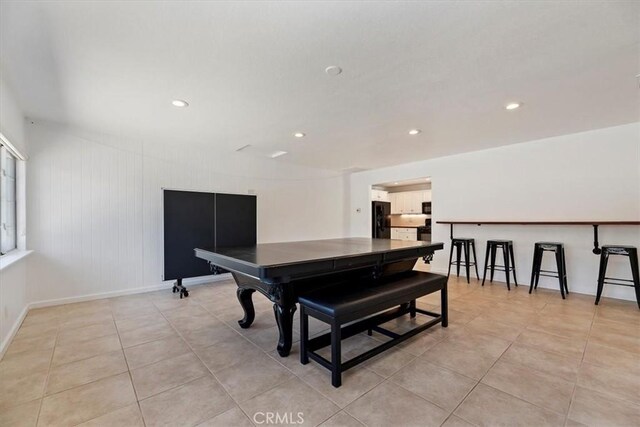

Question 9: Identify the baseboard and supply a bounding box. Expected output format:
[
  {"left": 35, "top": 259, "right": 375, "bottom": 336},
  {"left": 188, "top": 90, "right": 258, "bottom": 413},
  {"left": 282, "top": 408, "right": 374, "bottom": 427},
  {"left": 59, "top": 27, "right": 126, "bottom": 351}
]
[
  {"left": 28, "top": 273, "right": 232, "bottom": 310},
  {"left": 0, "top": 304, "right": 29, "bottom": 359}
]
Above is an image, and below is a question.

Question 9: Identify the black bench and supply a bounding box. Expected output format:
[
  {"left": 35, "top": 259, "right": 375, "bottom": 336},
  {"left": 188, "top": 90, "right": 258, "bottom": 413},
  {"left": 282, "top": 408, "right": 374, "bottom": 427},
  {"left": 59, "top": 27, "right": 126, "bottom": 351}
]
[{"left": 298, "top": 271, "right": 448, "bottom": 387}]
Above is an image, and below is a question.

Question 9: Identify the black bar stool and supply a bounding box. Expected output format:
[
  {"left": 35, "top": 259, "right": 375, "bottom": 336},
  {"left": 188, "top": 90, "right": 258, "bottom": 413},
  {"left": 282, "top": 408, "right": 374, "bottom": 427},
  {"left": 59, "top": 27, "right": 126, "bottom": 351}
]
[
  {"left": 595, "top": 245, "right": 640, "bottom": 309},
  {"left": 447, "top": 238, "right": 479, "bottom": 283},
  {"left": 482, "top": 240, "right": 518, "bottom": 290},
  {"left": 529, "top": 242, "right": 569, "bottom": 299}
]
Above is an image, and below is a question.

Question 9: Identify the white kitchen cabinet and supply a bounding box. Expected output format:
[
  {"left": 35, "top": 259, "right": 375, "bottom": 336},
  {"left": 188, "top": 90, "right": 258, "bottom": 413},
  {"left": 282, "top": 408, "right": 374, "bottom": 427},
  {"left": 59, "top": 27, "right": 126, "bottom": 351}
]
[
  {"left": 389, "top": 193, "right": 400, "bottom": 213},
  {"left": 391, "top": 191, "right": 423, "bottom": 214},
  {"left": 421, "top": 190, "right": 432, "bottom": 202},
  {"left": 391, "top": 227, "right": 417, "bottom": 241},
  {"left": 407, "top": 192, "right": 422, "bottom": 213}
]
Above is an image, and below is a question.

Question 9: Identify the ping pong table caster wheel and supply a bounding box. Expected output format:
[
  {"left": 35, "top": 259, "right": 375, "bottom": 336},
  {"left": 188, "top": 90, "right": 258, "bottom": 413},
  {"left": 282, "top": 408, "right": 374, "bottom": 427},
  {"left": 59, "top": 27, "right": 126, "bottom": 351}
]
[
  {"left": 172, "top": 285, "right": 178, "bottom": 293},
  {"left": 180, "top": 289, "right": 189, "bottom": 299}
]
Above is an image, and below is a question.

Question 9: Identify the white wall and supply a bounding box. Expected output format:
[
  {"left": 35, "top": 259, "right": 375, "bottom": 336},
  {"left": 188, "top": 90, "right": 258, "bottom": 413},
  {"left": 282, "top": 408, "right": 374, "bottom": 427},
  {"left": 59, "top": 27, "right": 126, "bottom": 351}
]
[
  {"left": 0, "top": 73, "right": 27, "bottom": 154},
  {"left": 0, "top": 72, "right": 29, "bottom": 355},
  {"left": 26, "top": 121, "right": 346, "bottom": 305},
  {"left": 350, "top": 122, "right": 640, "bottom": 300}
]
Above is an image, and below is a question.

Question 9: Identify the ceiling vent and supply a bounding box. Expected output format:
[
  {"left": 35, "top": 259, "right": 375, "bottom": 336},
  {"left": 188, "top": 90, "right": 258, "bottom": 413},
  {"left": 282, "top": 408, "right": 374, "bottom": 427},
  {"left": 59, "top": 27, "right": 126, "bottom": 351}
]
[{"left": 235, "top": 144, "right": 288, "bottom": 159}]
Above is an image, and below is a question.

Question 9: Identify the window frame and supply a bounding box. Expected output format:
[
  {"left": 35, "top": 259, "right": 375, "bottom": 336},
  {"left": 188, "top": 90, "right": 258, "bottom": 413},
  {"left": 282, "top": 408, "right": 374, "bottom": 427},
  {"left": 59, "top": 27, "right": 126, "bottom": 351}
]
[{"left": 0, "top": 132, "right": 26, "bottom": 258}]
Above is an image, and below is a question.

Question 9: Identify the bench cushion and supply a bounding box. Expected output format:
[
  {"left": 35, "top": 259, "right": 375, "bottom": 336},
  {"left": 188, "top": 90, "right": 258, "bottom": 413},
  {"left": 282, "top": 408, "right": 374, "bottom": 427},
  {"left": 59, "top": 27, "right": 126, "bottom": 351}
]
[{"left": 298, "top": 271, "right": 446, "bottom": 323}]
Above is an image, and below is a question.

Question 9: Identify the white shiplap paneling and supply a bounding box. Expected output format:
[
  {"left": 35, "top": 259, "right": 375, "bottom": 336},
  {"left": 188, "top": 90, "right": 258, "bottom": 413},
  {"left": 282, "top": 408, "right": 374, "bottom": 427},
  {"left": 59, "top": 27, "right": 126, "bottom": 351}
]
[{"left": 26, "top": 121, "right": 346, "bottom": 304}]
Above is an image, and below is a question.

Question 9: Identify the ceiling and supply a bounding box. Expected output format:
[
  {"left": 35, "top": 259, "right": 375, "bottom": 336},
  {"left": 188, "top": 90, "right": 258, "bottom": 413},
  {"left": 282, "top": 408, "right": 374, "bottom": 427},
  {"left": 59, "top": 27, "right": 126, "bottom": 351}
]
[{"left": 1, "top": 1, "right": 638, "bottom": 171}]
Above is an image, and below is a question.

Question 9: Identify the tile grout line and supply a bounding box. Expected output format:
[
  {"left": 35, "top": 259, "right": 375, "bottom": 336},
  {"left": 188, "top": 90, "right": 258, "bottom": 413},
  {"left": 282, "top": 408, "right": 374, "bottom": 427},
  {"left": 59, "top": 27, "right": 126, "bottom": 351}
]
[
  {"left": 33, "top": 315, "right": 60, "bottom": 427},
  {"left": 564, "top": 300, "right": 597, "bottom": 426},
  {"left": 112, "top": 305, "right": 148, "bottom": 427}
]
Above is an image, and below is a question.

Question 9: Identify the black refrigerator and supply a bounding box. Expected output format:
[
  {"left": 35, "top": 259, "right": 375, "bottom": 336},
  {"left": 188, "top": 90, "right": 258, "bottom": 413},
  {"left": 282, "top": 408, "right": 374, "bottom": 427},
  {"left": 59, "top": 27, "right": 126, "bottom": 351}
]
[{"left": 371, "top": 201, "right": 391, "bottom": 238}]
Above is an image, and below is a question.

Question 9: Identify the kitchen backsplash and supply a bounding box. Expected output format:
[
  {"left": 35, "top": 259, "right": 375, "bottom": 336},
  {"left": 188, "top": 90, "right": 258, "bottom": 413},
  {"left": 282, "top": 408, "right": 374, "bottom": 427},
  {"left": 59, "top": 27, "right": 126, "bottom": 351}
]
[{"left": 389, "top": 214, "right": 429, "bottom": 227}]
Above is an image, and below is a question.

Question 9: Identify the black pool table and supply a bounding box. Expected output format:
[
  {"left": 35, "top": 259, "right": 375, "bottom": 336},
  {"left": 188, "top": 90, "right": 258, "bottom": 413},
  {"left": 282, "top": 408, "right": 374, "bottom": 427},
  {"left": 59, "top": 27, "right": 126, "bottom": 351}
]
[{"left": 195, "top": 237, "right": 444, "bottom": 356}]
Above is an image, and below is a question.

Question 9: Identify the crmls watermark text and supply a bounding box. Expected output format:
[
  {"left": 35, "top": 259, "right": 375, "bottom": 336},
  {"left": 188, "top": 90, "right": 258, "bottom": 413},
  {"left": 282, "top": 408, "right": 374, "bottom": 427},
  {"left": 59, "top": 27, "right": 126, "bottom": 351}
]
[{"left": 253, "top": 412, "right": 304, "bottom": 424}]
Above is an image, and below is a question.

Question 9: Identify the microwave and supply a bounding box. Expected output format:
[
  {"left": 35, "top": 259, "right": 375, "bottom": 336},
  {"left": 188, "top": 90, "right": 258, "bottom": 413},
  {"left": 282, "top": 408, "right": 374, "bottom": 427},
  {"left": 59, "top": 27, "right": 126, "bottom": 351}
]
[{"left": 422, "top": 202, "right": 432, "bottom": 215}]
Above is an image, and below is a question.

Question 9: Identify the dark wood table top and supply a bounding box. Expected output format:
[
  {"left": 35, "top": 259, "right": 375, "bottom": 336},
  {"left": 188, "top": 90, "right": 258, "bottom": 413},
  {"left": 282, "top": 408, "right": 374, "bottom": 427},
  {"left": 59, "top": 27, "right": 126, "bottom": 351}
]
[
  {"left": 437, "top": 221, "right": 640, "bottom": 225},
  {"left": 195, "top": 237, "right": 443, "bottom": 282}
]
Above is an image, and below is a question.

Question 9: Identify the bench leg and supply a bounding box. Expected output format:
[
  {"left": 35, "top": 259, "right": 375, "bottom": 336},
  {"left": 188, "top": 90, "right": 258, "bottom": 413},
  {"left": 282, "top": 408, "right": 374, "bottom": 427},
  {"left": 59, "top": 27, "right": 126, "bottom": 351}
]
[
  {"left": 441, "top": 282, "right": 448, "bottom": 327},
  {"left": 300, "top": 307, "right": 309, "bottom": 365},
  {"left": 331, "top": 321, "right": 342, "bottom": 387},
  {"left": 409, "top": 300, "right": 417, "bottom": 319}
]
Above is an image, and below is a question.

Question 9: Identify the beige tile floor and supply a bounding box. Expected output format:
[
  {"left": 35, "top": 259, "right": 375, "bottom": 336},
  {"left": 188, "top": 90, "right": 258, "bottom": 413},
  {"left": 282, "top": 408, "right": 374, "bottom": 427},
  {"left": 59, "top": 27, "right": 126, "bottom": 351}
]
[{"left": 1, "top": 275, "right": 639, "bottom": 427}]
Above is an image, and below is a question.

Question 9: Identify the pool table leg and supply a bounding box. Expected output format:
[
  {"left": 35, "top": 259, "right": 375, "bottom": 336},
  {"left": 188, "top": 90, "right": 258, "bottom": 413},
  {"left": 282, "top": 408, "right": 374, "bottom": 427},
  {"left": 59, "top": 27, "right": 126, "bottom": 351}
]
[
  {"left": 274, "top": 302, "right": 297, "bottom": 357},
  {"left": 236, "top": 288, "right": 256, "bottom": 328}
]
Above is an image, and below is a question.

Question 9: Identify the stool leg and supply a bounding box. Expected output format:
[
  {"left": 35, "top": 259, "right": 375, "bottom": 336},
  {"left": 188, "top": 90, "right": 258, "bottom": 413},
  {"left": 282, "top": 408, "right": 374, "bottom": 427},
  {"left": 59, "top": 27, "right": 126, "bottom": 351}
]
[
  {"left": 300, "top": 307, "right": 309, "bottom": 364},
  {"left": 456, "top": 242, "right": 462, "bottom": 277},
  {"left": 529, "top": 246, "right": 540, "bottom": 294},
  {"left": 555, "top": 249, "right": 565, "bottom": 299},
  {"left": 629, "top": 250, "right": 640, "bottom": 309},
  {"left": 463, "top": 241, "right": 471, "bottom": 284},
  {"left": 490, "top": 244, "right": 497, "bottom": 283},
  {"left": 471, "top": 241, "right": 480, "bottom": 280},
  {"left": 503, "top": 245, "right": 511, "bottom": 290},
  {"left": 447, "top": 241, "right": 455, "bottom": 278},
  {"left": 441, "top": 281, "right": 448, "bottom": 327},
  {"left": 509, "top": 244, "right": 518, "bottom": 286},
  {"left": 534, "top": 250, "right": 542, "bottom": 290},
  {"left": 482, "top": 244, "right": 490, "bottom": 286},
  {"left": 331, "top": 321, "right": 342, "bottom": 387},
  {"left": 562, "top": 248, "right": 569, "bottom": 295},
  {"left": 595, "top": 251, "right": 609, "bottom": 305}
]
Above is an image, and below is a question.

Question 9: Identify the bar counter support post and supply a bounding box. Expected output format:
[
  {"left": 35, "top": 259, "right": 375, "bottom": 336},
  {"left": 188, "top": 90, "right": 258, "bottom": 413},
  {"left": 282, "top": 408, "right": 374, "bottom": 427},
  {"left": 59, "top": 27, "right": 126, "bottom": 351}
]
[{"left": 592, "top": 225, "right": 601, "bottom": 255}]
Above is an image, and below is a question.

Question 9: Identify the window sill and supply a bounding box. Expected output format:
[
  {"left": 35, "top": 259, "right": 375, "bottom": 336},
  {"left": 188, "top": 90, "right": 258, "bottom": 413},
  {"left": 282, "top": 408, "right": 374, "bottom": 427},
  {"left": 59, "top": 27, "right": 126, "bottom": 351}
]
[{"left": 0, "top": 250, "right": 33, "bottom": 271}]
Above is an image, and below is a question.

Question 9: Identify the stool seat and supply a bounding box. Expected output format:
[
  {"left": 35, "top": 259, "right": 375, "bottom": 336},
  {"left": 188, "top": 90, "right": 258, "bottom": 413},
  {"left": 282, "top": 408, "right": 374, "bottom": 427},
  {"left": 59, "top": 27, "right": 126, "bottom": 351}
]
[
  {"left": 452, "top": 237, "right": 474, "bottom": 242},
  {"left": 487, "top": 239, "right": 513, "bottom": 244}
]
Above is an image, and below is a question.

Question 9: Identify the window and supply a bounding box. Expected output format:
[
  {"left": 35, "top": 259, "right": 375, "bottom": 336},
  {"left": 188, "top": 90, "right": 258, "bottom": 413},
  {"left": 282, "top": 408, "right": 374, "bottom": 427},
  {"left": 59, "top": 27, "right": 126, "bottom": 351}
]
[{"left": 0, "top": 143, "right": 17, "bottom": 255}]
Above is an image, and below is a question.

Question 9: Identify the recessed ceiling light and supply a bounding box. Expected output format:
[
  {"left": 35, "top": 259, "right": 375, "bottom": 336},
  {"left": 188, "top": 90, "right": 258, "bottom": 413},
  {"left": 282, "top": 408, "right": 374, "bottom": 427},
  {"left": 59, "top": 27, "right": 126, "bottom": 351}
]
[
  {"left": 505, "top": 102, "right": 521, "bottom": 110},
  {"left": 408, "top": 129, "right": 421, "bottom": 135},
  {"left": 172, "top": 99, "right": 189, "bottom": 107},
  {"left": 325, "top": 66, "right": 342, "bottom": 76},
  {"left": 270, "top": 151, "right": 288, "bottom": 158},
  {"left": 394, "top": 182, "right": 399, "bottom": 185},
  {"left": 293, "top": 132, "right": 305, "bottom": 138}
]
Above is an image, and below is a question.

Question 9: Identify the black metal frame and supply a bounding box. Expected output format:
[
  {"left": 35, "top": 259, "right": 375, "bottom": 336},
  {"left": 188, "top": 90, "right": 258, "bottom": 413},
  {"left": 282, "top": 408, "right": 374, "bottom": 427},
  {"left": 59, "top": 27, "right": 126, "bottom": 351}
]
[
  {"left": 595, "top": 246, "right": 640, "bottom": 309},
  {"left": 481, "top": 241, "right": 518, "bottom": 290},
  {"left": 447, "top": 238, "right": 479, "bottom": 283},
  {"left": 529, "top": 243, "right": 569, "bottom": 299}
]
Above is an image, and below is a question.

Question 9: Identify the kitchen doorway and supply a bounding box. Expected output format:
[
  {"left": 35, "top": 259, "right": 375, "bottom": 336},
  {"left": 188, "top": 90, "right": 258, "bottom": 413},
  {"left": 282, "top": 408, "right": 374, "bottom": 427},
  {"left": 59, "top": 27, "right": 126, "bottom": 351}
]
[{"left": 371, "top": 177, "right": 432, "bottom": 271}]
